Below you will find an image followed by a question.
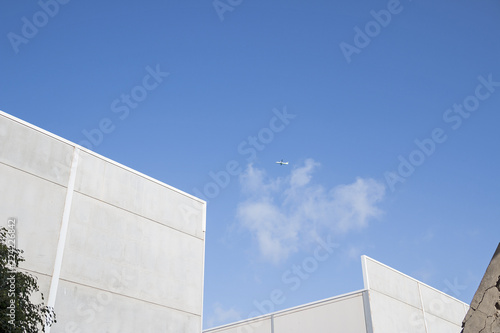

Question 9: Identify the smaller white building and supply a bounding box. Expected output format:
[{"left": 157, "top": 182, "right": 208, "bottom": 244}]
[{"left": 204, "top": 256, "right": 468, "bottom": 333}]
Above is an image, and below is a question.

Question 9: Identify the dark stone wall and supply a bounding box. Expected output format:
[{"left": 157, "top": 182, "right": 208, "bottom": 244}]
[{"left": 462, "top": 243, "right": 500, "bottom": 333}]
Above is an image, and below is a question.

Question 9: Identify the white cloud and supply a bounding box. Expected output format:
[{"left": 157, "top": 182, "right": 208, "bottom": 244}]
[
  {"left": 205, "top": 303, "right": 242, "bottom": 329},
  {"left": 289, "top": 158, "right": 319, "bottom": 188},
  {"left": 236, "top": 159, "right": 385, "bottom": 264}
]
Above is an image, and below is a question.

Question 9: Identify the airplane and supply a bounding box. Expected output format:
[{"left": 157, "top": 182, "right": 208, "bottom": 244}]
[{"left": 276, "top": 159, "right": 289, "bottom": 166}]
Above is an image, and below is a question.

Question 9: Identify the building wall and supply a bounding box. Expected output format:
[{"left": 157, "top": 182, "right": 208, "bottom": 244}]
[
  {"left": 204, "top": 256, "right": 469, "bottom": 333},
  {"left": 203, "top": 291, "right": 369, "bottom": 333},
  {"left": 272, "top": 292, "right": 369, "bottom": 333},
  {"left": 0, "top": 111, "right": 206, "bottom": 332},
  {"left": 362, "top": 256, "right": 468, "bottom": 333}
]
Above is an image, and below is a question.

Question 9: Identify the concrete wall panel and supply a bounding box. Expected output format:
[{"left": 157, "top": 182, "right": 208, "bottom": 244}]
[
  {"left": 273, "top": 293, "right": 367, "bottom": 333},
  {"left": 51, "top": 280, "right": 201, "bottom": 333},
  {"left": 419, "top": 284, "right": 466, "bottom": 326},
  {"left": 0, "top": 115, "right": 73, "bottom": 186},
  {"left": 74, "top": 151, "right": 204, "bottom": 238},
  {"left": 61, "top": 192, "right": 204, "bottom": 315},
  {"left": 369, "top": 290, "right": 427, "bottom": 333},
  {"left": 0, "top": 163, "right": 67, "bottom": 275},
  {"left": 204, "top": 318, "right": 271, "bottom": 333},
  {"left": 425, "top": 312, "right": 462, "bottom": 333},
  {"left": 364, "top": 257, "right": 421, "bottom": 309}
]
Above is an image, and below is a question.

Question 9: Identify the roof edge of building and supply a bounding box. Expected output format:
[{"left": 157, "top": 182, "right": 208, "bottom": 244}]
[{"left": 0, "top": 110, "right": 207, "bottom": 206}]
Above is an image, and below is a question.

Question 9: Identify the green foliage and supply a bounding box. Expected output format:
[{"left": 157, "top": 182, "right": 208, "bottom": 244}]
[{"left": 0, "top": 227, "right": 56, "bottom": 332}]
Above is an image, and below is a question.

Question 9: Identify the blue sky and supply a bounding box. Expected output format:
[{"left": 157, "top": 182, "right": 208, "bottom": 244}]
[{"left": 1, "top": 0, "right": 500, "bottom": 329}]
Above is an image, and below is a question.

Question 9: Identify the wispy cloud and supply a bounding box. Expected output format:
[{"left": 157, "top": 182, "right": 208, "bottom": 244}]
[
  {"left": 205, "top": 303, "right": 242, "bottom": 329},
  {"left": 237, "top": 159, "right": 385, "bottom": 264}
]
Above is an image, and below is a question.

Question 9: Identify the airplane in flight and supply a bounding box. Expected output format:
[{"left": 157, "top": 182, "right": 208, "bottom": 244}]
[{"left": 276, "top": 159, "right": 289, "bottom": 166}]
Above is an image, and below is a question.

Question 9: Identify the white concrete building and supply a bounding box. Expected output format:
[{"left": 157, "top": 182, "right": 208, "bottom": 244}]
[
  {"left": 204, "top": 256, "right": 469, "bottom": 333},
  {"left": 0, "top": 111, "right": 206, "bottom": 332}
]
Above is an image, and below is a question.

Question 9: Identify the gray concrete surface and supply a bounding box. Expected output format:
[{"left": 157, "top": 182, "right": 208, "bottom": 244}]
[{"left": 462, "top": 243, "right": 500, "bottom": 333}]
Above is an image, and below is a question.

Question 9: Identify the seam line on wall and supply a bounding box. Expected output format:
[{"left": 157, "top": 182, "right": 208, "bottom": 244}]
[
  {"left": 73, "top": 190, "right": 205, "bottom": 240},
  {"left": 0, "top": 161, "right": 69, "bottom": 188}
]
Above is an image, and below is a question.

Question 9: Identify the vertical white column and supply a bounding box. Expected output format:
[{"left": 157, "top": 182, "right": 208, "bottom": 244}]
[
  {"left": 417, "top": 282, "right": 429, "bottom": 333},
  {"left": 46, "top": 147, "right": 80, "bottom": 332}
]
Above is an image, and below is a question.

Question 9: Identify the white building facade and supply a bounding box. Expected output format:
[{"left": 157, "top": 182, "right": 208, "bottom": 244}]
[
  {"left": 204, "top": 256, "right": 469, "bottom": 333},
  {"left": 0, "top": 111, "right": 206, "bottom": 332}
]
